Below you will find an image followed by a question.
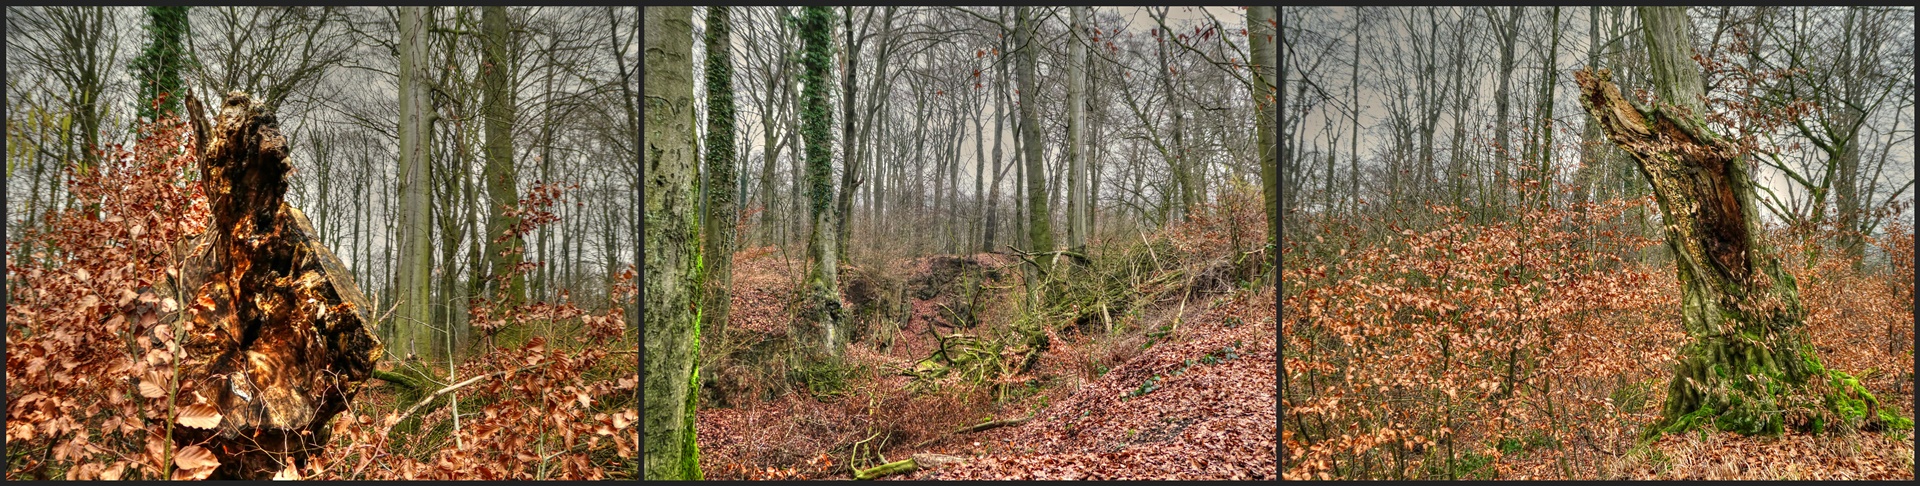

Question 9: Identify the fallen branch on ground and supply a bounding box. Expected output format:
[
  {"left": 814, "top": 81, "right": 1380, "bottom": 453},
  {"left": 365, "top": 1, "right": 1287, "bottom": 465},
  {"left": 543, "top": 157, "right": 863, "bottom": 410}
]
[
  {"left": 910, "top": 413, "right": 1036, "bottom": 449},
  {"left": 390, "top": 363, "right": 541, "bottom": 425},
  {"left": 371, "top": 369, "right": 431, "bottom": 391}
]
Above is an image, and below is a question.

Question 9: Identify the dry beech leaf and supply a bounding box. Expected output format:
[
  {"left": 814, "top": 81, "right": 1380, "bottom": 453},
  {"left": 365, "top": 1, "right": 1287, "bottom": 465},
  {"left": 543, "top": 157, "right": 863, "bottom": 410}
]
[
  {"left": 100, "top": 462, "right": 126, "bottom": 480},
  {"left": 177, "top": 403, "right": 223, "bottom": 429},
  {"left": 273, "top": 465, "right": 302, "bottom": 480},
  {"left": 139, "top": 379, "right": 167, "bottom": 399},
  {"left": 173, "top": 464, "right": 217, "bottom": 481},
  {"left": 173, "top": 444, "right": 221, "bottom": 470}
]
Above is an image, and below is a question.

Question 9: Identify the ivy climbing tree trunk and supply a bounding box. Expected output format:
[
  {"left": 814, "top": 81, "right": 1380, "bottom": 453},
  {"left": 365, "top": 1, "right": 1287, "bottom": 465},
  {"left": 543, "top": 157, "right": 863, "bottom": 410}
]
[
  {"left": 129, "top": 6, "right": 190, "bottom": 122},
  {"left": 797, "top": 6, "right": 846, "bottom": 362},
  {"left": 1574, "top": 6, "right": 1898, "bottom": 436},
  {"left": 702, "top": 5, "right": 737, "bottom": 347},
  {"left": 642, "top": 6, "right": 701, "bottom": 480}
]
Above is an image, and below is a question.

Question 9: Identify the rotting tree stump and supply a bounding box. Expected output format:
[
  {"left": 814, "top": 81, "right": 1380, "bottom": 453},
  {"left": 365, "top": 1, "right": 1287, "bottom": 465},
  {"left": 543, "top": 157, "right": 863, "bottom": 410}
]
[{"left": 156, "top": 92, "right": 384, "bottom": 479}]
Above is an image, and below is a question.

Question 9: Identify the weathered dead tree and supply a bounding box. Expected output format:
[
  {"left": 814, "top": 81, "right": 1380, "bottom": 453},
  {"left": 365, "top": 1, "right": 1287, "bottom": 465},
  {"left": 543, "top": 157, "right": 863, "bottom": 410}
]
[
  {"left": 1571, "top": 7, "right": 1900, "bottom": 437},
  {"left": 160, "top": 92, "right": 384, "bottom": 479}
]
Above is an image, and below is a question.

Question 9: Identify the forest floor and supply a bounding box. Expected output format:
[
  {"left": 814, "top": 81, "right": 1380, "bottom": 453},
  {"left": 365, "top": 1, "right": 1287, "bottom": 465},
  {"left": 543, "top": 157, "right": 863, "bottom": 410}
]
[
  {"left": 696, "top": 235, "right": 1275, "bottom": 479},
  {"left": 1280, "top": 203, "right": 1915, "bottom": 480}
]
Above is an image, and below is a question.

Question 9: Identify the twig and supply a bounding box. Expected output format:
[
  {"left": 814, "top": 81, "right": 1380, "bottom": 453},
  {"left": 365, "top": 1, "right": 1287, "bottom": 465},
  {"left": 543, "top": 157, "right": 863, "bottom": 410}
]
[
  {"left": 391, "top": 363, "right": 540, "bottom": 425},
  {"left": 1137, "top": 227, "right": 1164, "bottom": 274},
  {"left": 909, "top": 413, "right": 1036, "bottom": 449}
]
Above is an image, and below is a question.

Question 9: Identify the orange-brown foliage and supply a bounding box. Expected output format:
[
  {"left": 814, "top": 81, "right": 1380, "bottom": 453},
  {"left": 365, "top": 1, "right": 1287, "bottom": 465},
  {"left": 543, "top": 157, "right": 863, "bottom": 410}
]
[
  {"left": 1281, "top": 197, "right": 1913, "bottom": 480},
  {"left": 7, "top": 117, "right": 213, "bottom": 480},
  {"left": 5, "top": 118, "right": 637, "bottom": 480}
]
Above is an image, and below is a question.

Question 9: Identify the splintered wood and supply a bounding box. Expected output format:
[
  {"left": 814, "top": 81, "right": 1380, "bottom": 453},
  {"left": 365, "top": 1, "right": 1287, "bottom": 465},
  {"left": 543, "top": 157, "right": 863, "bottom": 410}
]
[{"left": 160, "top": 92, "right": 384, "bottom": 479}]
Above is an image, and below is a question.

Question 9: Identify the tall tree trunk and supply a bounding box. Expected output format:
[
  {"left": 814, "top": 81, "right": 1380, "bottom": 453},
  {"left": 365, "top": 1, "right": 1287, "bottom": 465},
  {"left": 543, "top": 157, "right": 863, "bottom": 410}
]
[
  {"left": 788, "top": 40, "right": 806, "bottom": 249},
  {"left": 1088, "top": 51, "right": 1104, "bottom": 242},
  {"left": 1490, "top": 6, "right": 1520, "bottom": 212},
  {"left": 1573, "top": 7, "right": 1893, "bottom": 436},
  {"left": 984, "top": 12, "right": 1009, "bottom": 253},
  {"left": 395, "top": 6, "right": 436, "bottom": 361},
  {"left": 1009, "top": 12, "right": 1026, "bottom": 252},
  {"left": 1834, "top": 129, "right": 1862, "bottom": 266},
  {"left": 1251, "top": 6, "right": 1278, "bottom": 272},
  {"left": 1444, "top": 13, "right": 1471, "bottom": 206},
  {"left": 1153, "top": 9, "right": 1196, "bottom": 221},
  {"left": 1572, "top": 5, "right": 1603, "bottom": 208},
  {"left": 833, "top": 7, "right": 862, "bottom": 264},
  {"left": 1416, "top": 8, "right": 1442, "bottom": 198},
  {"left": 481, "top": 6, "right": 525, "bottom": 306},
  {"left": 1065, "top": 6, "right": 1090, "bottom": 256},
  {"left": 1015, "top": 6, "right": 1055, "bottom": 270},
  {"left": 1528, "top": 6, "right": 1562, "bottom": 205},
  {"left": 702, "top": 5, "right": 739, "bottom": 348},
  {"left": 973, "top": 82, "right": 988, "bottom": 254},
  {"left": 798, "top": 6, "right": 846, "bottom": 361},
  {"left": 946, "top": 101, "right": 963, "bottom": 254},
  {"left": 131, "top": 6, "right": 190, "bottom": 122},
  {"left": 856, "top": 8, "right": 899, "bottom": 258},
  {"left": 757, "top": 39, "right": 787, "bottom": 248},
  {"left": 641, "top": 6, "right": 701, "bottom": 480},
  {"left": 1348, "top": 10, "right": 1361, "bottom": 216}
]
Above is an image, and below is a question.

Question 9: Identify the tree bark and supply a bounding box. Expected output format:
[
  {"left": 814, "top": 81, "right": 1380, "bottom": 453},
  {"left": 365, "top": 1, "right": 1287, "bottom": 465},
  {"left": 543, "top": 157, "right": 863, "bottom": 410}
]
[
  {"left": 168, "top": 92, "right": 383, "bottom": 480},
  {"left": 1489, "top": 6, "right": 1521, "bottom": 212},
  {"left": 1015, "top": 6, "right": 1055, "bottom": 272},
  {"left": 1528, "top": 7, "right": 1561, "bottom": 204},
  {"left": 833, "top": 7, "right": 864, "bottom": 264},
  {"left": 394, "top": 6, "right": 437, "bottom": 361},
  {"left": 1573, "top": 6, "right": 1892, "bottom": 436},
  {"left": 481, "top": 6, "right": 526, "bottom": 306},
  {"left": 1250, "top": 6, "right": 1277, "bottom": 276},
  {"left": 702, "top": 5, "right": 738, "bottom": 344},
  {"left": 1152, "top": 8, "right": 1196, "bottom": 221},
  {"left": 642, "top": 6, "right": 701, "bottom": 479},
  {"left": 984, "top": 12, "right": 1009, "bottom": 253},
  {"left": 798, "top": 6, "right": 846, "bottom": 361},
  {"left": 1065, "top": 6, "right": 1090, "bottom": 256}
]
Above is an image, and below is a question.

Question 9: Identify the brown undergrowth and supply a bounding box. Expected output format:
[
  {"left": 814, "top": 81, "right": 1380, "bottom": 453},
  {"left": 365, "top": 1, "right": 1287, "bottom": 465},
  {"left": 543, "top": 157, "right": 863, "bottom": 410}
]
[
  {"left": 5, "top": 116, "right": 637, "bottom": 480},
  {"left": 696, "top": 186, "right": 1276, "bottom": 480},
  {"left": 1281, "top": 198, "right": 1914, "bottom": 480}
]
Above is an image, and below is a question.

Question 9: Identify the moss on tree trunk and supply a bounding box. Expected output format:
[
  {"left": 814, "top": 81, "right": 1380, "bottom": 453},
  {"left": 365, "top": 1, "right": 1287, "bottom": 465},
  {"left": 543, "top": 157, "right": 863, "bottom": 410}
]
[
  {"left": 1573, "top": 7, "right": 1902, "bottom": 437},
  {"left": 642, "top": 6, "right": 701, "bottom": 479}
]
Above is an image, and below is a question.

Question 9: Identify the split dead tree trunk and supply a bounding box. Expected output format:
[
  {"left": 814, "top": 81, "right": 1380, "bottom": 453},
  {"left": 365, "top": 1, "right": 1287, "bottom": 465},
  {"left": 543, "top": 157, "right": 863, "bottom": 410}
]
[
  {"left": 1574, "top": 7, "right": 1898, "bottom": 436},
  {"left": 164, "top": 92, "right": 383, "bottom": 479}
]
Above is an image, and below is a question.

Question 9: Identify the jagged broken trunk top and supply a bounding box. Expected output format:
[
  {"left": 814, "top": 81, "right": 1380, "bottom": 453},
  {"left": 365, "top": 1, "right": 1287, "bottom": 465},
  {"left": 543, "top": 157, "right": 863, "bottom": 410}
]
[
  {"left": 1573, "top": 67, "right": 1885, "bottom": 435},
  {"left": 165, "top": 92, "right": 384, "bottom": 479}
]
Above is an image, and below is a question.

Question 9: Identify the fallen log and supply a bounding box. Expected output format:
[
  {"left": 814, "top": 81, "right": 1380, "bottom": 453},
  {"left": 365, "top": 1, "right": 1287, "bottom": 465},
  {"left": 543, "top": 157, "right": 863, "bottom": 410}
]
[{"left": 159, "top": 92, "right": 384, "bottom": 479}]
